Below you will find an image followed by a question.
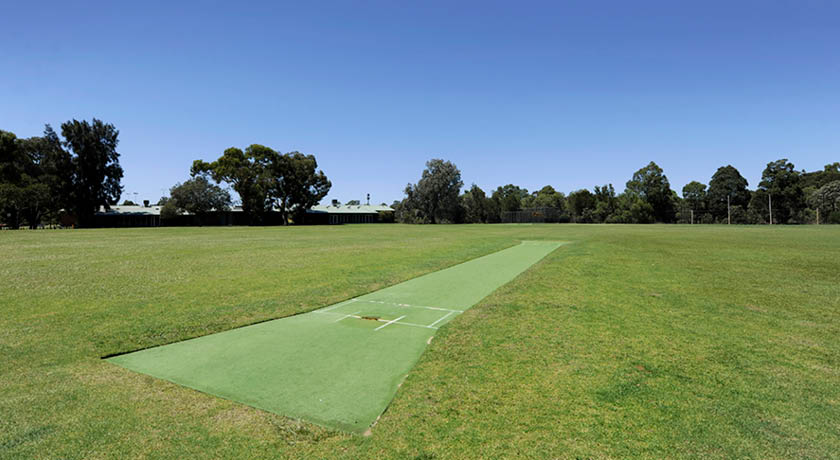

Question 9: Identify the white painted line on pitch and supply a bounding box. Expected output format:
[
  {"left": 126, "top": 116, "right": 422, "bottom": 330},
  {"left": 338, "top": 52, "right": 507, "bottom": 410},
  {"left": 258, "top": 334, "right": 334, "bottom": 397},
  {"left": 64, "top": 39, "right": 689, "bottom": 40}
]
[
  {"left": 334, "top": 311, "right": 361, "bottom": 322},
  {"left": 369, "top": 317, "right": 438, "bottom": 330},
  {"left": 356, "top": 299, "right": 463, "bottom": 313},
  {"left": 427, "top": 311, "right": 454, "bottom": 328},
  {"left": 374, "top": 315, "right": 407, "bottom": 331},
  {"left": 386, "top": 319, "right": 439, "bottom": 330},
  {"left": 416, "top": 305, "right": 463, "bottom": 313},
  {"left": 313, "top": 311, "right": 438, "bottom": 330}
]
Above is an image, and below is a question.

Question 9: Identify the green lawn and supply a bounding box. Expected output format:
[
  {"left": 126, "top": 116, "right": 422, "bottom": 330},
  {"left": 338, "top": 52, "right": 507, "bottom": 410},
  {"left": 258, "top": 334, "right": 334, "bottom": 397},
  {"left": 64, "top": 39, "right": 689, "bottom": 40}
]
[
  {"left": 2, "top": 224, "right": 839, "bottom": 459},
  {"left": 107, "top": 241, "right": 563, "bottom": 434}
]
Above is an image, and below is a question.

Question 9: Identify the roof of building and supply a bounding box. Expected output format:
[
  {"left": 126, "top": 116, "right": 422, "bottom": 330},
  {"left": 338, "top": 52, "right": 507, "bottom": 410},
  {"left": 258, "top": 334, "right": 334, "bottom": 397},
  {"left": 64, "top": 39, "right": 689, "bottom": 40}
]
[
  {"left": 96, "top": 204, "right": 394, "bottom": 216},
  {"left": 97, "top": 205, "right": 163, "bottom": 216},
  {"left": 307, "top": 204, "right": 393, "bottom": 214}
]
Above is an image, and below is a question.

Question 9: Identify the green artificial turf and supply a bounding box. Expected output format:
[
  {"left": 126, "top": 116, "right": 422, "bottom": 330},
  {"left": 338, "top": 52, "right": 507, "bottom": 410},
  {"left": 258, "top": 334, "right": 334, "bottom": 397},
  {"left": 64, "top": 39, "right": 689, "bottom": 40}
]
[
  {"left": 2, "top": 224, "right": 839, "bottom": 459},
  {"left": 108, "top": 241, "right": 563, "bottom": 433}
]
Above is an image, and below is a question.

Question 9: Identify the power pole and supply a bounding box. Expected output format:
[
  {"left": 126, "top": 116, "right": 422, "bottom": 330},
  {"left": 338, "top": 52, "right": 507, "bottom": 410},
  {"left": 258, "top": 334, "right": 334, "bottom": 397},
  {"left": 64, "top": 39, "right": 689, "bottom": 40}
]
[
  {"left": 727, "top": 195, "right": 731, "bottom": 225},
  {"left": 768, "top": 194, "right": 773, "bottom": 225}
]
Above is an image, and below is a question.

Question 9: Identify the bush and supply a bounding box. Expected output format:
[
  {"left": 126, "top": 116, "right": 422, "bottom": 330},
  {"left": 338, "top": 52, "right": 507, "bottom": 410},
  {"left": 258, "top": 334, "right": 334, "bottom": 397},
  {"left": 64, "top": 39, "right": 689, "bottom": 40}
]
[
  {"left": 729, "top": 205, "right": 748, "bottom": 224},
  {"left": 160, "top": 201, "right": 180, "bottom": 220}
]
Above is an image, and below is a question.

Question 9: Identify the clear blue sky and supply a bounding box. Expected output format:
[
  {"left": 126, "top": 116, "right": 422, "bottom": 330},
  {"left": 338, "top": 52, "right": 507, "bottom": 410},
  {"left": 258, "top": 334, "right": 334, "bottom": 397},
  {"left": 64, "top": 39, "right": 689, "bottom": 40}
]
[{"left": 2, "top": 0, "right": 838, "bottom": 205}]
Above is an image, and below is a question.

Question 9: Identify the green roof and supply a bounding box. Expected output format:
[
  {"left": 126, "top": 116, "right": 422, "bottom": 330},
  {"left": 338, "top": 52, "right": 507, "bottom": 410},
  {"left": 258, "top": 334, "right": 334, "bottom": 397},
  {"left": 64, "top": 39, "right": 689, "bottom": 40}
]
[
  {"left": 96, "top": 204, "right": 394, "bottom": 216},
  {"left": 307, "top": 204, "right": 393, "bottom": 214},
  {"left": 97, "top": 205, "right": 163, "bottom": 216}
]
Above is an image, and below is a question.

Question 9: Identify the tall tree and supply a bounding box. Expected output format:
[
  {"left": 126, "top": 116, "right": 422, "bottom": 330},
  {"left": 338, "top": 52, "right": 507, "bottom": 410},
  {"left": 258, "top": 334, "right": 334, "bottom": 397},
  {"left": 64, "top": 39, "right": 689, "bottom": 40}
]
[
  {"left": 567, "top": 189, "right": 595, "bottom": 222},
  {"left": 19, "top": 128, "right": 72, "bottom": 227},
  {"left": 271, "top": 151, "right": 331, "bottom": 225},
  {"left": 626, "top": 161, "right": 676, "bottom": 222},
  {"left": 61, "top": 119, "right": 123, "bottom": 227},
  {"left": 529, "top": 185, "right": 566, "bottom": 209},
  {"left": 707, "top": 165, "right": 750, "bottom": 222},
  {"left": 801, "top": 162, "right": 840, "bottom": 190},
  {"left": 194, "top": 146, "right": 330, "bottom": 225},
  {"left": 0, "top": 130, "right": 25, "bottom": 228},
  {"left": 753, "top": 159, "right": 805, "bottom": 224},
  {"left": 399, "top": 159, "right": 463, "bottom": 224},
  {"left": 461, "top": 184, "right": 490, "bottom": 223},
  {"left": 592, "top": 184, "right": 616, "bottom": 222},
  {"left": 169, "top": 175, "right": 232, "bottom": 218},
  {"left": 193, "top": 145, "right": 272, "bottom": 224},
  {"left": 613, "top": 193, "right": 655, "bottom": 224},
  {"left": 682, "top": 181, "right": 707, "bottom": 212},
  {"left": 0, "top": 127, "right": 72, "bottom": 228},
  {"left": 395, "top": 185, "right": 425, "bottom": 223},
  {"left": 680, "top": 181, "right": 707, "bottom": 223},
  {"left": 808, "top": 181, "right": 840, "bottom": 223},
  {"left": 491, "top": 184, "right": 528, "bottom": 221}
]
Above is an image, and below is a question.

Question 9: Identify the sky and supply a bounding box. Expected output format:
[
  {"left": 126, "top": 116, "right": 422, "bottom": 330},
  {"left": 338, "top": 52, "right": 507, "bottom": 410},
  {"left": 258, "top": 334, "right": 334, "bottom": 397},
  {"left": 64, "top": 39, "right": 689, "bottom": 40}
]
[{"left": 2, "top": 0, "right": 838, "bottom": 205}]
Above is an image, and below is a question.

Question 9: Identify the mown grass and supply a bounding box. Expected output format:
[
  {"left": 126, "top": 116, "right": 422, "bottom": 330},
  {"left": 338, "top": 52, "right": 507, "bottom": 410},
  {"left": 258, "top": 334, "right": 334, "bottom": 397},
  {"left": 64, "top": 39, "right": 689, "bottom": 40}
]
[{"left": 1, "top": 224, "right": 838, "bottom": 459}]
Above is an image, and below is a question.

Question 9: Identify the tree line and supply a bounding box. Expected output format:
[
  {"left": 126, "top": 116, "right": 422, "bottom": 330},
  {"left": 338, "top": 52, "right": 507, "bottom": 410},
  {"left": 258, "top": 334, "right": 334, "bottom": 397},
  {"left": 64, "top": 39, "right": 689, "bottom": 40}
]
[
  {"left": 145, "top": 146, "right": 332, "bottom": 225},
  {"left": 394, "top": 159, "right": 840, "bottom": 224},
  {"left": 1, "top": 121, "right": 331, "bottom": 228},
  {"left": 3, "top": 120, "right": 837, "bottom": 228},
  {"left": 0, "top": 120, "right": 123, "bottom": 228},
  {"left": 186, "top": 145, "right": 331, "bottom": 225}
]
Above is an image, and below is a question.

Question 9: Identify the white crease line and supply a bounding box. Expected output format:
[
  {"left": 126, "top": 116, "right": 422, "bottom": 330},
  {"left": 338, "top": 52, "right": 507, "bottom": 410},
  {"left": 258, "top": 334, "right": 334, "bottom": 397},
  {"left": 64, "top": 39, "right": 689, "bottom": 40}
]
[
  {"left": 312, "top": 311, "right": 438, "bottom": 330},
  {"left": 386, "top": 320, "right": 438, "bottom": 330},
  {"left": 356, "top": 299, "right": 463, "bottom": 313},
  {"left": 374, "top": 315, "right": 406, "bottom": 331},
  {"left": 427, "top": 311, "right": 454, "bottom": 328},
  {"left": 370, "top": 316, "right": 438, "bottom": 330},
  {"left": 334, "top": 311, "right": 360, "bottom": 322}
]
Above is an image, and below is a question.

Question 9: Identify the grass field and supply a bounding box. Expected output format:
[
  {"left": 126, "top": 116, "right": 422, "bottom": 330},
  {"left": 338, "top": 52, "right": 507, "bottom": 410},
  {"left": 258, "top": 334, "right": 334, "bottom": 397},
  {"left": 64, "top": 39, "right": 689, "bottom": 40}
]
[
  {"left": 107, "top": 241, "right": 563, "bottom": 434},
  {"left": 2, "top": 224, "right": 839, "bottom": 459}
]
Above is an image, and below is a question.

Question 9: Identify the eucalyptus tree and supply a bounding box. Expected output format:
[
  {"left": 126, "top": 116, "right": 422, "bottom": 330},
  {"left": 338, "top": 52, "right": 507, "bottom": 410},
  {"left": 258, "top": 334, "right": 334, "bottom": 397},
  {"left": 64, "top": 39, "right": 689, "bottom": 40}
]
[
  {"left": 400, "top": 159, "right": 463, "bottom": 224},
  {"left": 808, "top": 181, "right": 840, "bottom": 223},
  {"left": 169, "top": 175, "right": 232, "bottom": 217},
  {"left": 491, "top": 184, "right": 528, "bottom": 221},
  {"left": 269, "top": 151, "right": 331, "bottom": 225},
  {"left": 461, "top": 184, "right": 490, "bottom": 223},
  {"left": 752, "top": 159, "right": 804, "bottom": 224},
  {"left": 707, "top": 165, "right": 749, "bottom": 222},
  {"left": 192, "top": 145, "right": 273, "bottom": 224},
  {"left": 193, "top": 145, "right": 329, "bottom": 225},
  {"left": 567, "top": 189, "right": 595, "bottom": 222},
  {"left": 529, "top": 185, "right": 566, "bottom": 210},
  {"left": 60, "top": 119, "right": 124, "bottom": 227},
  {"left": 626, "top": 161, "right": 676, "bottom": 223},
  {"left": 0, "top": 127, "right": 74, "bottom": 228}
]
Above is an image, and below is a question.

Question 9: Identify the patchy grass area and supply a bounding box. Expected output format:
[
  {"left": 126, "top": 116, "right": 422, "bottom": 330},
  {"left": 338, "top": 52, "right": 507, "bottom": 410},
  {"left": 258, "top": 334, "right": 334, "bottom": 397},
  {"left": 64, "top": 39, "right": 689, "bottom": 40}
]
[{"left": 2, "top": 224, "right": 839, "bottom": 458}]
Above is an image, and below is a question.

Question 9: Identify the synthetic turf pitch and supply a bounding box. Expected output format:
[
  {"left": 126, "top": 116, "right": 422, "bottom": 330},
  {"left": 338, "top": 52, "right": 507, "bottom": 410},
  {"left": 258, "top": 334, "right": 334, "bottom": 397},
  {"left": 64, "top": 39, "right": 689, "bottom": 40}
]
[{"left": 108, "top": 241, "right": 563, "bottom": 433}]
